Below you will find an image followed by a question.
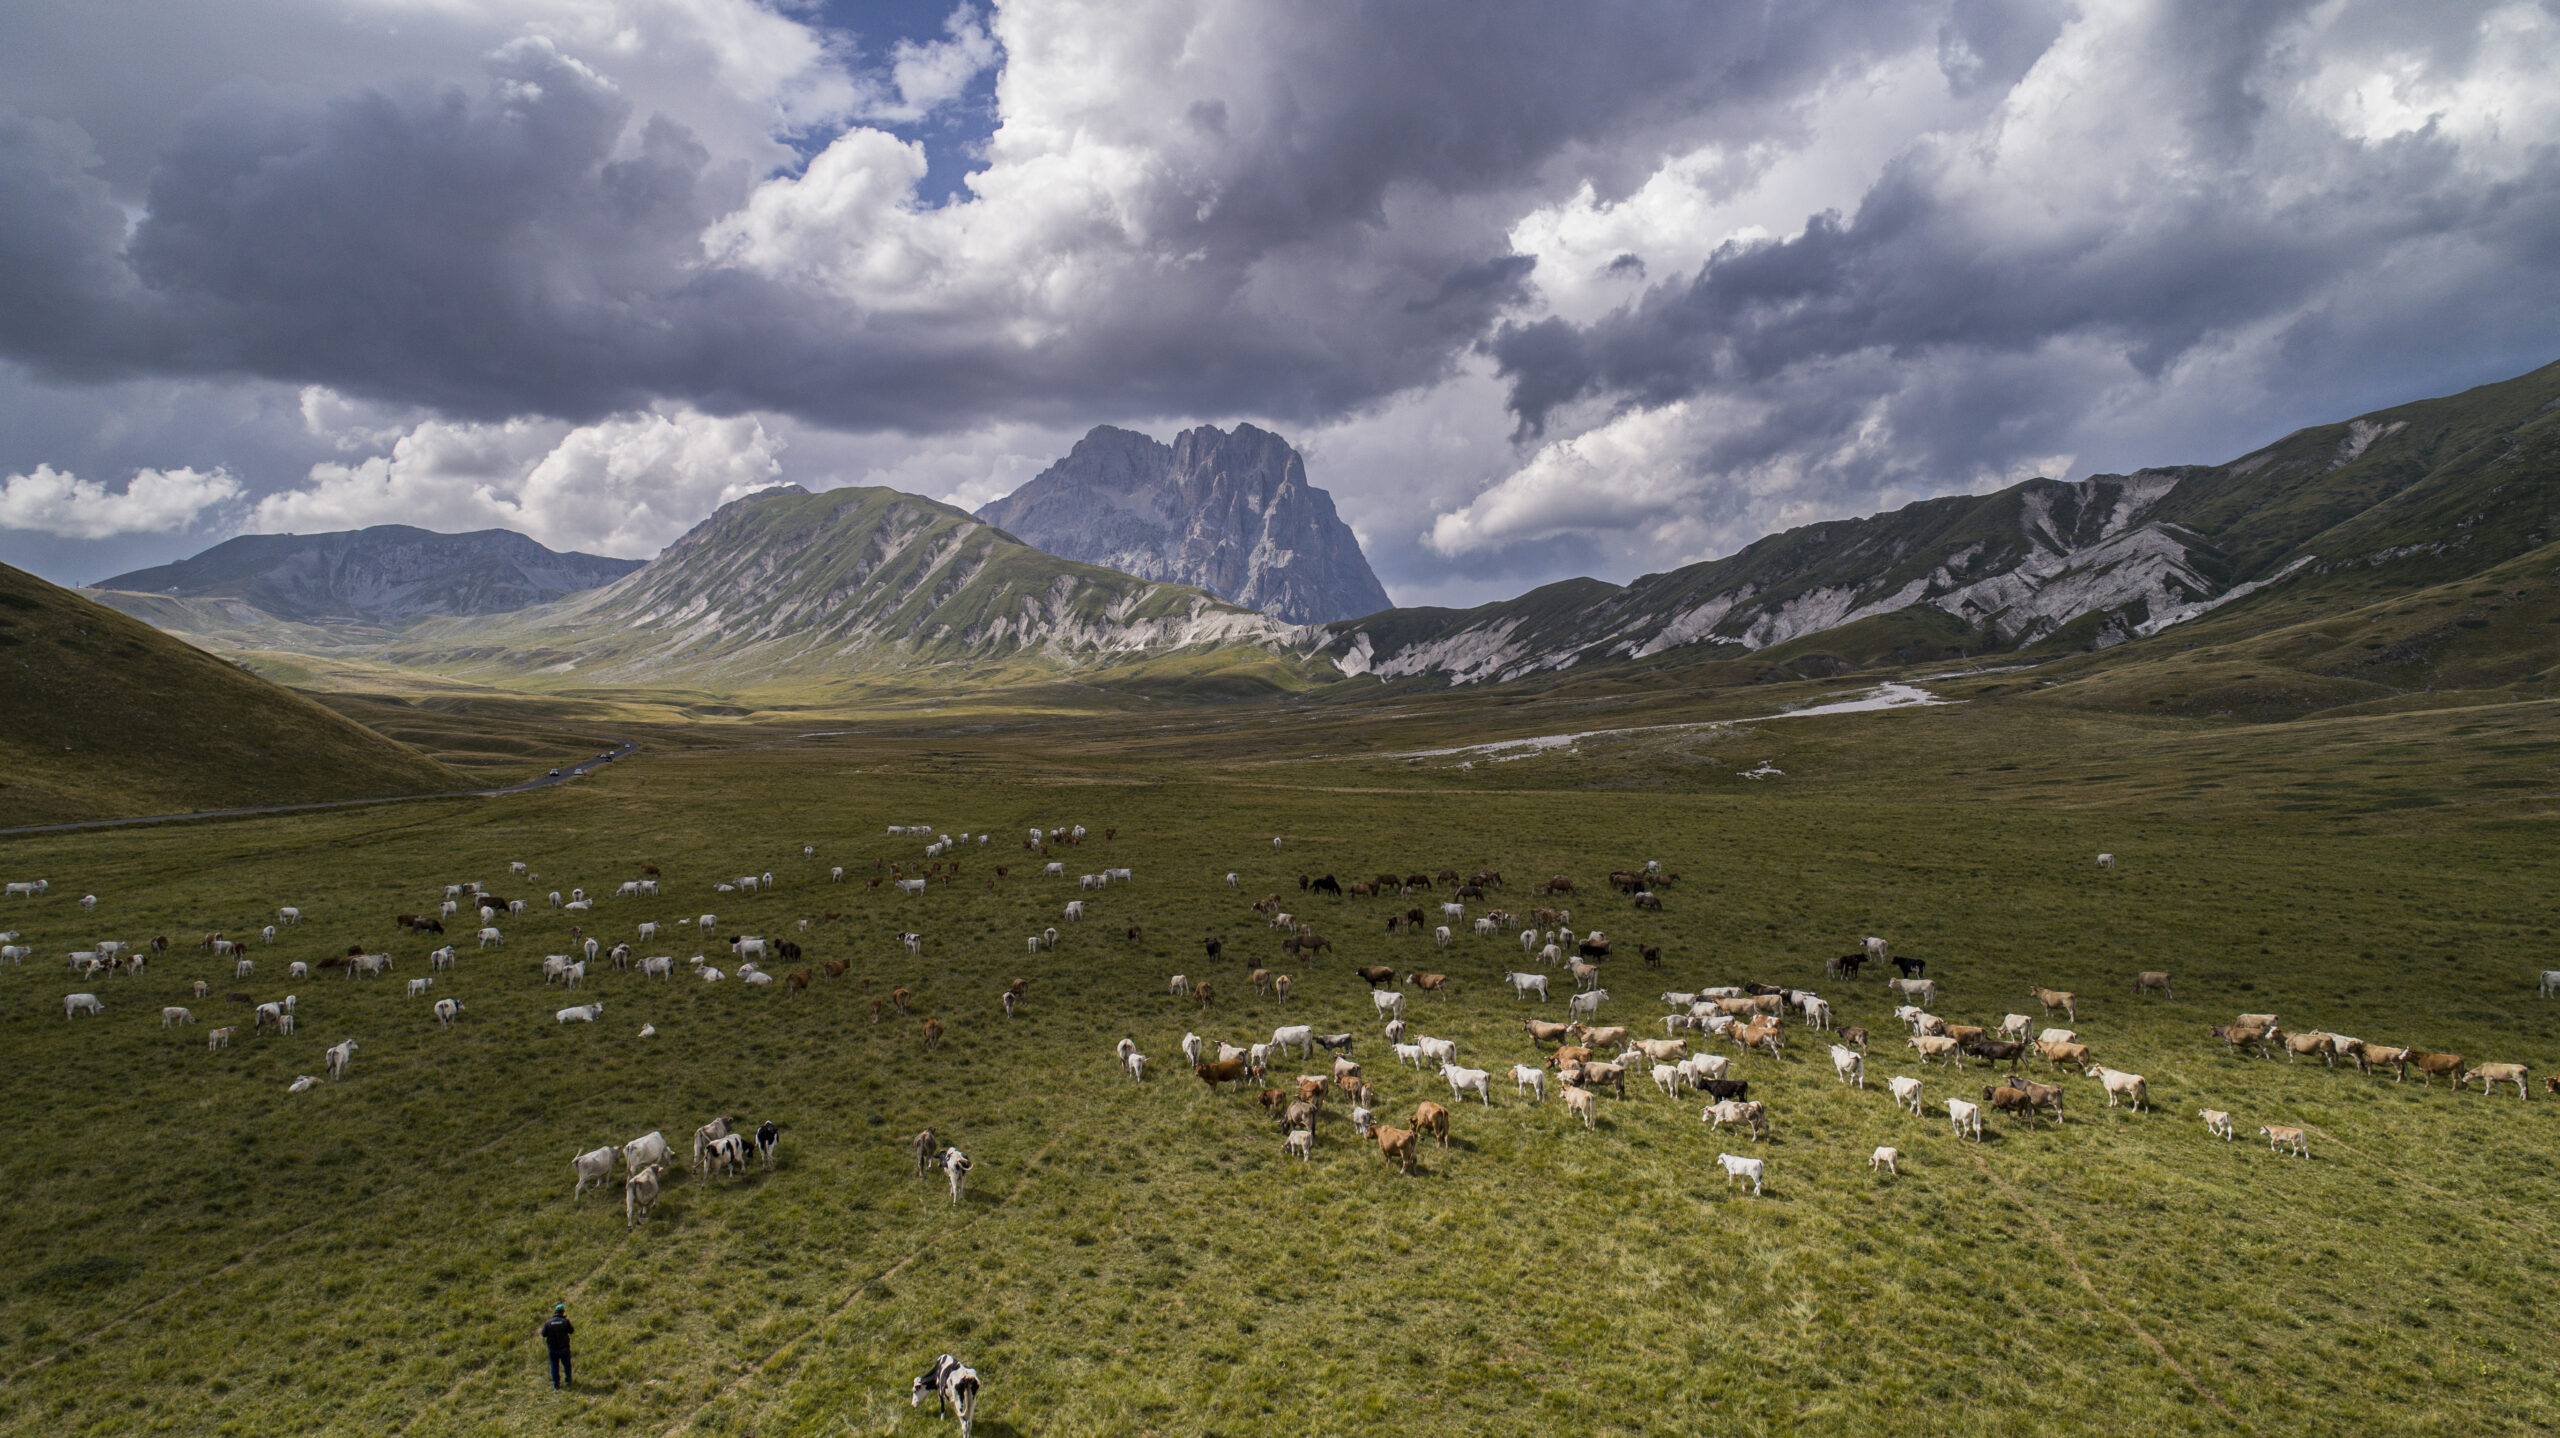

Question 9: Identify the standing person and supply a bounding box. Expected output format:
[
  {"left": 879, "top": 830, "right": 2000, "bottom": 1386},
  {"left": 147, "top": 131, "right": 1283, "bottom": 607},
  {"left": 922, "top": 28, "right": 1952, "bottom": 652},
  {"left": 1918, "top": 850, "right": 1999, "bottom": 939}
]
[{"left": 539, "top": 1302, "right": 575, "bottom": 1389}]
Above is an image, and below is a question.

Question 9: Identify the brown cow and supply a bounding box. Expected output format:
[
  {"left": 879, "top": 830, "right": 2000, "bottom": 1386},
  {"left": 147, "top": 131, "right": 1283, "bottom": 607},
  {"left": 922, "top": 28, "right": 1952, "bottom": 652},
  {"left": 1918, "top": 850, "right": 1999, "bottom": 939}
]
[
  {"left": 2035, "top": 1039, "right": 2090, "bottom": 1071},
  {"left": 1375, "top": 1124, "right": 1418, "bottom": 1173},
  {"left": 1524, "top": 1018, "right": 1575, "bottom": 1045},
  {"left": 1547, "top": 1045, "right": 1594, "bottom": 1070},
  {"left": 2211, "top": 1023, "right": 2273, "bottom": 1058},
  {"left": 1250, "top": 968, "right": 1273, "bottom": 995},
  {"left": 923, "top": 1018, "right": 944, "bottom": 1051},
  {"left": 1354, "top": 966, "right": 1397, "bottom": 989},
  {"left": 2132, "top": 971, "right": 2172, "bottom": 998},
  {"left": 823, "top": 959, "right": 849, "bottom": 978},
  {"left": 1196, "top": 1057, "right": 1250, "bottom": 1091},
  {"left": 2030, "top": 987, "right": 2077, "bottom": 1022},
  {"left": 892, "top": 986, "right": 912, "bottom": 1015},
  {"left": 1990, "top": 1079, "right": 2064, "bottom": 1125},
  {"left": 2407, "top": 1051, "right": 2465, "bottom": 1087},
  {"left": 1257, "top": 1087, "right": 1289, "bottom": 1115},
  {"left": 1414, "top": 1100, "right": 1450, "bottom": 1148},
  {"left": 869, "top": 998, "right": 884, "bottom": 1024},
  {"left": 784, "top": 971, "right": 810, "bottom": 994},
  {"left": 1407, "top": 972, "right": 1449, "bottom": 998},
  {"left": 1579, "top": 1061, "right": 1628, "bottom": 1097}
]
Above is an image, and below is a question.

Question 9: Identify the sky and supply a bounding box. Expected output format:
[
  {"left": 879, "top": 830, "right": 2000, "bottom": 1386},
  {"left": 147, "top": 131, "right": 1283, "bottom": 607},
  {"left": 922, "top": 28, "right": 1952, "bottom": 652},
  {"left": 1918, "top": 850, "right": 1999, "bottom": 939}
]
[{"left": 2, "top": 1, "right": 2556, "bottom": 608}]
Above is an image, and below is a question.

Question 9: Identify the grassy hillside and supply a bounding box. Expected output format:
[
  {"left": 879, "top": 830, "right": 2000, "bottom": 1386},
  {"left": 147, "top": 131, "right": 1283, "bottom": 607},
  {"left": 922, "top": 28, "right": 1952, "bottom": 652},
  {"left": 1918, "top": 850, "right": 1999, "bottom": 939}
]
[
  {"left": 0, "top": 693, "right": 2553, "bottom": 1435},
  {"left": 0, "top": 562, "right": 466, "bottom": 824}
]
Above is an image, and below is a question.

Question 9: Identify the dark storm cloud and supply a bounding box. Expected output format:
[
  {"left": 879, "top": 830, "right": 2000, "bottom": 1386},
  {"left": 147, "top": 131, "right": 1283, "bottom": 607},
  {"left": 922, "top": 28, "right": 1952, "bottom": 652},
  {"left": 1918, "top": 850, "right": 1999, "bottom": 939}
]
[{"left": 0, "top": 2, "right": 1910, "bottom": 433}]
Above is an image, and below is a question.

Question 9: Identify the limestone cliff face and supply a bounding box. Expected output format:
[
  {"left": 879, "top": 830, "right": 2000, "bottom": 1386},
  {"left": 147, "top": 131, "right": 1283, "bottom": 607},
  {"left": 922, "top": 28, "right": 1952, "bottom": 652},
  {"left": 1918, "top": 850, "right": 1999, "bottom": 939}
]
[{"left": 977, "top": 424, "right": 1392, "bottom": 624}]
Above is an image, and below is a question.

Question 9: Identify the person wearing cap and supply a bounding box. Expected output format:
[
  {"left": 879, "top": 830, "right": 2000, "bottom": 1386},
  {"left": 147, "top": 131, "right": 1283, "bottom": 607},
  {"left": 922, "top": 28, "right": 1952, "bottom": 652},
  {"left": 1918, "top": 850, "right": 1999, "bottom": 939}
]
[{"left": 538, "top": 1302, "right": 575, "bottom": 1388}]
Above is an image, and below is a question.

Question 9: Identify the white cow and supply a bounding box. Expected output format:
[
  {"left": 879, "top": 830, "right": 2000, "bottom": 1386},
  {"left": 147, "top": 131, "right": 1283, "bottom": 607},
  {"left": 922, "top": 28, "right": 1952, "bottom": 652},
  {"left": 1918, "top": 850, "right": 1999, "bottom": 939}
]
[
  {"left": 2541, "top": 969, "right": 2560, "bottom": 999},
  {"left": 2199, "top": 1108, "right": 2235, "bottom": 1140},
  {"left": 1373, "top": 990, "right": 1406, "bottom": 1020},
  {"left": 557, "top": 1002, "right": 604, "bottom": 1024},
  {"left": 1511, "top": 1064, "right": 1547, "bottom": 1101},
  {"left": 326, "top": 1038, "right": 360, "bottom": 1079},
  {"left": 625, "top": 1165, "right": 665, "bottom": 1226},
  {"left": 1271, "top": 1025, "right": 1315, "bottom": 1059},
  {"left": 1393, "top": 1043, "right": 1427, "bottom": 1069},
  {"left": 621, "top": 1131, "right": 674, "bottom": 1174},
  {"left": 407, "top": 976, "right": 434, "bottom": 996},
  {"left": 1507, "top": 972, "right": 1549, "bottom": 1001},
  {"left": 161, "top": 1006, "right": 194, "bottom": 1027},
  {"left": 1567, "top": 987, "right": 1609, "bottom": 1021},
  {"left": 1169, "top": 974, "right": 1191, "bottom": 997},
  {"left": 1871, "top": 1146, "right": 1901, "bottom": 1175},
  {"left": 1433, "top": 925, "right": 1452, "bottom": 948},
  {"left": 942, "top": 1147, "right": 972, "bottom": 1205},
  {"left": 699, "top": 914, "right": 719, "bottom": 933},
  {"left": 1416, "top": 1035, "right": 1457, "bottom": 1065},
  {"left": 1181, "top": 1032, "right": 1204, "bottom": 1067},
  {"left": 573, "top": 1145, "right": 618, "bottom": 1197},
  {"left": 64, "top": 993, "right": 104, "bottom": 1018},
  {"left": 1829, "top": 1044, "right": 1864, "bottom": 1088},
  {"left": 1124, "top": 1051, "right": 1148, "bottom": 1083},
  {"left": 1946, "top": 1097, "right": 1982, "bottom": 1140},
  {"left": 1997, "top": 1013, "right": 2032, "bottom": 1041},
  {"left": 286, "top": 1075, "right": 318, "bottom": 1093},
  {"left": 278, "top": 906, "right": 302, "bottom": 925},
  {"left": 641, "top": 955, "right": 674, "bottom": 978},
  {"left": 434, "top": 998, "right": 466, "bottom": 1026},
  {"left": 478, "top": 927, "right": 504, "bottom": 948},
  {"left": 1889, "top": 1074, "right": 1924, "bottom": 1116},
  {"left": 1718, "top": 1153, "right": 1765, "bottom": 1196},
  {"left": 2087, "top": 1066, "right": 2150, "bottom": 1110},
  {"left": 1064, "top": 901, "right": 1085, "bottom": 921}
]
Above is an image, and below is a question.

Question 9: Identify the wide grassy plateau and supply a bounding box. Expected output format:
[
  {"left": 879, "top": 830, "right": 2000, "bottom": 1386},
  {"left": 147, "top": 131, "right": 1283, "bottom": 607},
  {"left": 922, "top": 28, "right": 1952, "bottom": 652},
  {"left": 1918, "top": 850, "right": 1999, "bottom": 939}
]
[{"left": 2, "top": 685, "right": 2557, "bottom": 1438}]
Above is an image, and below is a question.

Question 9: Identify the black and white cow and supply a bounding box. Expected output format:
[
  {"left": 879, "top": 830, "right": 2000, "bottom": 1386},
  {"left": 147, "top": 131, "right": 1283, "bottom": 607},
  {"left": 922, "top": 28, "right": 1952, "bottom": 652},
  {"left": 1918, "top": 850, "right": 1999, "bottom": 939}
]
[
  {"left": 910, "top": 1353, "right": 980, "bottom": 1435},
  {"left": 755, "top": 1121, "right": 781, "bottom": 1170}
]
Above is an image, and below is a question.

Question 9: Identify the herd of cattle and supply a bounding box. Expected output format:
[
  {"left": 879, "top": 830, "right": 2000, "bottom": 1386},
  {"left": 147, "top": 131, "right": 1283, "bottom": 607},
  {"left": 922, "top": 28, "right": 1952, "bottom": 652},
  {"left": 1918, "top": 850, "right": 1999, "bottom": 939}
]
[
  {"left": 6, "top": 828, "right": 2550, "bottom": 1432},
  {"left": 1106, "top": 869, "right": 2549, "bottom": 1193}
]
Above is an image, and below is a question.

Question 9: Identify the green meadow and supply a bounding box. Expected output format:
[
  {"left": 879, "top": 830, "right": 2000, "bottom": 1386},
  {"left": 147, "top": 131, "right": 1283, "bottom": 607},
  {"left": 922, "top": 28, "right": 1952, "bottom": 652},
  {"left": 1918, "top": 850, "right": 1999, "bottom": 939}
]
[{"left": 2, "top": 689, "right": 2557, "bottom": 1437}]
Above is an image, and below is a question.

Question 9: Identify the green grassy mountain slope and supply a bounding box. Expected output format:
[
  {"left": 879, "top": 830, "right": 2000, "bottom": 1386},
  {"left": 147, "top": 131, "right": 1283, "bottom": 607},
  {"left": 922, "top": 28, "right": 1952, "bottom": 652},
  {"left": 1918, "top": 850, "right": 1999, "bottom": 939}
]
[
  {"left": 92, "top": 524, "right": 644, "bottom": 624},
  {"left": 1320, "top": 357, "right": 2560, "bottom": 686},
  {"left": 378, "top": 485, "right": 1319, "bottom": 692},
  {"left": 0, "top": 562, "right": 466, "bottom": 823}
]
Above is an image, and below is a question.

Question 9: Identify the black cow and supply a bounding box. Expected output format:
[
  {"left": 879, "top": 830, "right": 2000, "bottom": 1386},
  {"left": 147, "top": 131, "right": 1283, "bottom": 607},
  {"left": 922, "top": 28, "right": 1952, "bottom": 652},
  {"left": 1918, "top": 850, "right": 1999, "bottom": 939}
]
[
  {"left": 1700, "top": 1078, "right": 1751, "bottom": 1103},
  {"left": 1311, "top": 875, "right": 1343, "bottom": 896},
  {"left": 1892, "top": 956, "right": 1927, "bottom": 978}
]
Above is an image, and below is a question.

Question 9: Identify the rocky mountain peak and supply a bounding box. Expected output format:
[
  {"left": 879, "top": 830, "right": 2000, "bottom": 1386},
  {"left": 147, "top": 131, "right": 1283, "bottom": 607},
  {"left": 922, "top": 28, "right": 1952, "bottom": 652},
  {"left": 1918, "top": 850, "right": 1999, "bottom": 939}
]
[{"left": 977, "top": 423, "right": 1392, "bottom": 623}]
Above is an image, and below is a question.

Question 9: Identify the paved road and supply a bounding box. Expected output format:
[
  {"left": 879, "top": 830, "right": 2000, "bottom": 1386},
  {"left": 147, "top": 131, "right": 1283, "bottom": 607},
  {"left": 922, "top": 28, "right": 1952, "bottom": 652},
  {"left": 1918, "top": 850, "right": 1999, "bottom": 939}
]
[{"left": 0, "top": 740, "right": 635, "bottom": 839}]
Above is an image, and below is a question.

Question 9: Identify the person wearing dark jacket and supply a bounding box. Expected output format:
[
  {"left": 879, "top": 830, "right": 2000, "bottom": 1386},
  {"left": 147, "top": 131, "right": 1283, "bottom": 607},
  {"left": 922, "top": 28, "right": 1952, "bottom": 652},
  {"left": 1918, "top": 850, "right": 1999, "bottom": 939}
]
[{"left": 539, "top": 1302, "right": 575, "bottom": 1388}]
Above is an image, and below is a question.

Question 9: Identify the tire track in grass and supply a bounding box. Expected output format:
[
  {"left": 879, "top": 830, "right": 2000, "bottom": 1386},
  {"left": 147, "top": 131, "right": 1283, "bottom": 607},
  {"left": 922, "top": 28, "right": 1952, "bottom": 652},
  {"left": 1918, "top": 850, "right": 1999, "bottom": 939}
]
[
  {"left": 665, "top": 1125, "right": 1071, "bottom": 1438},
  {"left": 1962, "top": 1147, "right": 2242, "bottom": 1425},
  {"left": 0, "top": 1091, "right": 623, "bottom": 1387}
]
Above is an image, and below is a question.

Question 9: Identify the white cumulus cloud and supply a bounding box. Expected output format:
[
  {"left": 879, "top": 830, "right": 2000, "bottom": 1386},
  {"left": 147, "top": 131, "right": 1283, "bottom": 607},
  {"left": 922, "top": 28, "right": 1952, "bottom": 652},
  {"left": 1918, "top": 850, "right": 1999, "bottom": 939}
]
[
  {"left": 248, "top": 398, "right": 785, "bottom": 557},
  {"left": 0, "top": 462, "right": 240, "bottom": 538}
]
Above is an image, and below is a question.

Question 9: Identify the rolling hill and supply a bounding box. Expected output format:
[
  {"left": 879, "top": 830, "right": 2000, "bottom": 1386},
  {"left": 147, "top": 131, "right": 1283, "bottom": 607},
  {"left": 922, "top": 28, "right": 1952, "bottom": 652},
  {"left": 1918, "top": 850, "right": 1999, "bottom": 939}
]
[
  {"left": 92, "top": 524, "right": 644, "bottom": 627},
  {"left": 375, "top": 485, "right": 1317, "bottom": 693},
  {"left": 1312, "top": 358, "right": 2560, "bottom": 686},
  {"left": 0, "top": 562, "right": 467, "bottom": 823}
]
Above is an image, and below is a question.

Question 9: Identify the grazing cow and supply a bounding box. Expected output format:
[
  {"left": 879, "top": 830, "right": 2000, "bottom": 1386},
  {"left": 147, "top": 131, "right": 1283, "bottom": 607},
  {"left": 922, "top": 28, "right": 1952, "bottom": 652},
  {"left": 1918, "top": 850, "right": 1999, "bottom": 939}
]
[
  {"left": 2542, "top": 969, "right": 2560, "bottom": 999},
  {"left": 1829, "top": 1044, "right": 1864, "bottom": 1088},
  {"left": 1271, "top": 1024, "right": 1315, "bottom": 1059},
  {"left": 572, "top": 1145, "right": 617, "bottom": 1198},
  {"left": 625, "top": 1165, "right": 665, "bottom": 1226},
  {"left": 2461, "top": 1062, "right": 2530, "bottom": 1098},
  {"left": 2199, "top": 1108, "right": 2235, "bottom": 1140},
  {"left": 1523, "top": 1019, "right": 1573, "bottom": 1046},
  {"left": 1886, "top": 977, "right": 1936, "bottom": 1006},
  {"left": 1195, "top": 1058, "right": 1250, "bottom": 1092},
  {"left": 1946, "top": 1098, "right": 1983, "bottom": 1140},
  {"left": 478, "top": 927, "right": 504, "bottom": 948},
  {"left": 1870, "top": 1145, "right": 1901, "bottom": 1175},
  {"left": 1704, "top": 1100, "right": 1768, "bottom": 1140},
  {"left": 1907, "top": 1034, "right": 1960, "bottom": 1066},
  {"left": 1407, "top": 971, "right": 1450, "bottom": 1000},
  {"left": 2132, "top": 971, "right": 2172, "bottom": 998},
  {"left": 1393, "top": 1042, "right": 1427, "bottom": 1069},
  {"left": 2030, "top": 987, "right": 2078, "bottom": 1022},
  {"left": 1718, "top": 1153, "right": 1765, "bottom": 1196},
  {"left": 1375, "top": 1124, "right": 1420, "bottom": 1173},
  {"left": 557, "top": 1002, "right": 604, "bottom": 1024},
  {"left": 435, "top": 998, "right": 465, "bottom": 1027},
  {"left": 1510, "top": 1063, "right": 1547, "bottom": 1101},
  {"left": 942, "top": 1147, "right": 972, "bottom": 1204},
  {"left": 161, "top": 1005, "right": 194, "bottom": 1027},
  {"left": 1888, "top": 1074, "right": 1923, "bottom": 1115},
  {"left": 1354, "top": 965, "right": 1397, "bottom": 990},
  {"left": 1371, "top": 989, "right": 1407, "bottom": 1022},
  {"left": 1561, "top": 1084, "right": 1598, "bottom": 1131},
  {"left": 207, "top": 1026, "right": 236, "bottom": 1049},
  {"left": 2261, "top": 1124, "right": 2310, "bottom": 1158},
  {"left": 1169, "top": 974, "right": 1191, "bottom": 997},
  {"left": 2406, "top": 1051, "right": 2465, "bottom": 1087},
  {"left": 1413, "top": 1100, "right": 1451, "bottom": 1149},
  {"left": 924, "top": 1018, "right": 945, "bottom": 1051},
  {"left": 1442, "top": 1063, "right": 1493, "bottom": 1106},
  {"left": 1567, "top": 987, "right": 1609, "bottom": 1021},
  {"left": 326, "top": 1038, "right": 360, "bottom": 1079},
  {"left": 910, "top": 1354, "right": 981, "bottom": 1437},
  {"left": 1967, "top": 1039, "right": 2027, "bottom": 1070}
]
